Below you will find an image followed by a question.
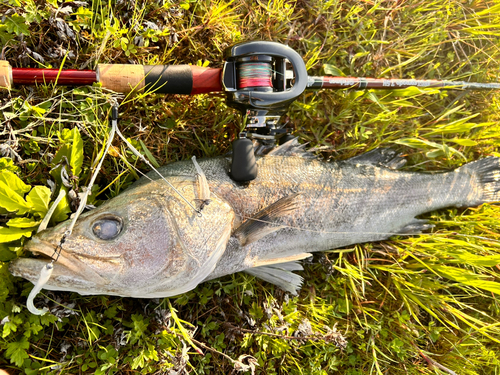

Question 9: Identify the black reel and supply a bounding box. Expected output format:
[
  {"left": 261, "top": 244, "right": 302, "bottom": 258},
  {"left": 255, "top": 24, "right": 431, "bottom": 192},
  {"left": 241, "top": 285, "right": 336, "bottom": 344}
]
[{"left": 222, "top": 41, "right": 308, "bottom": 182}]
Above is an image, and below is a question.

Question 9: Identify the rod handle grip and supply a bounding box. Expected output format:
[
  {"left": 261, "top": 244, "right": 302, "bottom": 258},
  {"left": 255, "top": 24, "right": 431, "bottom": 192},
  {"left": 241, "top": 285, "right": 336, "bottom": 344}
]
[{"left": 97, "top": 64, "right": 222, "bottom": 94}]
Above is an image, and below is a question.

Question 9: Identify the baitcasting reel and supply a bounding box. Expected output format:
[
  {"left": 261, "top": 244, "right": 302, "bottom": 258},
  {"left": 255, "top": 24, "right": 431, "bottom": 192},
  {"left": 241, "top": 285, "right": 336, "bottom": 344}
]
[{"left": 222, "top": 41, "right": 308, "bottom": 182}]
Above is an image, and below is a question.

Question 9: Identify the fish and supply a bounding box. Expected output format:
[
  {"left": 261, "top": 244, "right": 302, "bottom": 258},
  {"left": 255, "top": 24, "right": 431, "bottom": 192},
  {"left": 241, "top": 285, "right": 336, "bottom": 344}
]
[{"left": 8, "top": 141, "right": 500, "bottom": 298}]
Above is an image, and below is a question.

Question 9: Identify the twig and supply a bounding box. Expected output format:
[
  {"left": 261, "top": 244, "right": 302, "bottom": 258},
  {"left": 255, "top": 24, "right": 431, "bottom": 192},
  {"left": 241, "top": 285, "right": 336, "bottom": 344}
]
[
  {"left": 225, "top": 322, "right": 307, "bottom": 340},
  {"left": 412, "top": 342, "right": 458, "bottom": 375},
  {"left": 189, "top": 336, "right": 232, "bottom": 362},
  {"left": 188, "top": 336, "right": 258, "bottom": 374},
  {"left": 223, "top": 322, "right": 346, "bottom": 345}
]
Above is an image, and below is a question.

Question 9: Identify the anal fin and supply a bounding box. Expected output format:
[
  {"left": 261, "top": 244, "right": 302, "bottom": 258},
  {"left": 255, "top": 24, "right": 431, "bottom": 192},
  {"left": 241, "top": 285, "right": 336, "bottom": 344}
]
[{"left": 397, "top": 219, "right": 434, "bottom": 235}]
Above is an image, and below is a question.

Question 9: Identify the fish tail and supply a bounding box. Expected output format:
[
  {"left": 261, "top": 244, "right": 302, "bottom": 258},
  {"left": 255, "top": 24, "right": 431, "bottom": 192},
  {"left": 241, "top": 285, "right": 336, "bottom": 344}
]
[{"left": 458, "top": 157, "right": 500, "bottom": 203}]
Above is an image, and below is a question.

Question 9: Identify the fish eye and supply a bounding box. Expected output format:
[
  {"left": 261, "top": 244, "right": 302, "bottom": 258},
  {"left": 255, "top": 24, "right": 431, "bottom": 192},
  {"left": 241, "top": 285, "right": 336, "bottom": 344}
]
[{"left": 92, "top": 218, "right": 122, "bottom": 240}]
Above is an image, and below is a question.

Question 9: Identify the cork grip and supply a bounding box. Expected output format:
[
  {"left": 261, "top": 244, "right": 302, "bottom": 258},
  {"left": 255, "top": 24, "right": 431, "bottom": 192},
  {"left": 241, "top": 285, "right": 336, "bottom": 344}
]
[
  {"left": 97, "top": 64, "right": 145, "bottom": 93},
  {"left": 0, "top": 61, "right": 12, "bottom": 90}
]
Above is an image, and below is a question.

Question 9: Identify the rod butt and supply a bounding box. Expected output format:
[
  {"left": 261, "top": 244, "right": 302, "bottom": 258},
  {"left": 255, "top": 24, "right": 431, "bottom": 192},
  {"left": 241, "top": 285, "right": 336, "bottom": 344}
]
[{"left": 0, "top": 61, "right": 12, "bottom": 90}]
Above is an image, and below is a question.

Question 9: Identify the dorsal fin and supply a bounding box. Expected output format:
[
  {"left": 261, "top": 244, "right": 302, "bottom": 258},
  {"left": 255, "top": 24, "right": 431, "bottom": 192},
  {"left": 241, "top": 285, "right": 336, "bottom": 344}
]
[
  {"left": 266, "top": 138, "right": 316, "bottom": 159},
  {"left": 345, "top": 148, "right": 407, "bottom": 170}
]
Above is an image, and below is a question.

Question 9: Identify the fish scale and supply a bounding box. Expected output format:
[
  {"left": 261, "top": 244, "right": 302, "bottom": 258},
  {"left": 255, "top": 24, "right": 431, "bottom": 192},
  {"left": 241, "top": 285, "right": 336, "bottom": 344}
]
[
  {"left": 204, "top": 156, "right": 479, "bottom": 281},
  {"left": 9, "top": 144, "right": 500, "bottom": 298}
]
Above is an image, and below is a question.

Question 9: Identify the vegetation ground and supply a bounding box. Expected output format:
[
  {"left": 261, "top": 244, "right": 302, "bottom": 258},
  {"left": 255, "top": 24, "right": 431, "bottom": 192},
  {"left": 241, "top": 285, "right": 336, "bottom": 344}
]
[{"left": 1, "top": 0, "right": 500, "bottom": 374}]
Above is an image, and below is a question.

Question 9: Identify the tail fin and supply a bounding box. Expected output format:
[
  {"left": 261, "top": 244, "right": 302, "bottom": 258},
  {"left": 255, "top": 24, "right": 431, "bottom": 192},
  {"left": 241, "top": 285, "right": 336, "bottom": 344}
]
[{"left": 458, "top": 157, "right": 500, "bottom": 203}]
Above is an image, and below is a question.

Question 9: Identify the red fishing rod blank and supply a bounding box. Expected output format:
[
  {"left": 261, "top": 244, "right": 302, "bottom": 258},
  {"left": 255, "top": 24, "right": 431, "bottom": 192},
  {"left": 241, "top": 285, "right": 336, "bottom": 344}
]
[{"left": 12, "top": 68, "right": 97, "bottom": 86}]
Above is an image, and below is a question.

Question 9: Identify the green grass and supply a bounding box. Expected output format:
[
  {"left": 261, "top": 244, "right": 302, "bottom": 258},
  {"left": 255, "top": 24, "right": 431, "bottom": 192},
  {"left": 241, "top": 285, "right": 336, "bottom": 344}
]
[{"left": 1, "top": 0, "right": 500, "bottom": 373}]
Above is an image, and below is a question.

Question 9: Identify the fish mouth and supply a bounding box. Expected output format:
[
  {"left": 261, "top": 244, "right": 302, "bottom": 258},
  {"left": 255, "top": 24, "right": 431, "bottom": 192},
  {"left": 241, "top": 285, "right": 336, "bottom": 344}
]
[
  {"left": 24, "top": 236, "right": 59, "bottom": 260},
  {"left": 25, "top": 236, "right": 101, "bottom": 278},
  {"left": 9, "top": 237, "right": 109, "bottom": 294}
]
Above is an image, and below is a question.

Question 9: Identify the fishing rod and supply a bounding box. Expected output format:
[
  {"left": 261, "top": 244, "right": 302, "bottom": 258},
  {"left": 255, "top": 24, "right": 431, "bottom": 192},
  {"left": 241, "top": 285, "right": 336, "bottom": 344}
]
[
  {"left": 2, "top": 41, "right": 500, "bottom": 181},
  {"left": 4, "top": 42, "right": 500, "bottom": 93}
]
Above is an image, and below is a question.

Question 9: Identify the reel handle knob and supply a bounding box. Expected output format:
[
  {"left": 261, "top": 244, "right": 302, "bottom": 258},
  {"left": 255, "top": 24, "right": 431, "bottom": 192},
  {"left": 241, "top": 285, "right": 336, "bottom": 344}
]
[
  {"left": 279, "top": 133, "right": 295, "bottom": 145},
  {"left": 230, "top": 138, "right": 258, "bottom": 182}
]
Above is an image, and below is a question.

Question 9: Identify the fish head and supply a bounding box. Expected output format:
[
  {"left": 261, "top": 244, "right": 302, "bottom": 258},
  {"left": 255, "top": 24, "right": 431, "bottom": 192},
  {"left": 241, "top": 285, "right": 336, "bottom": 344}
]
[{"left": 10, "top": 176, "right": 235, "bottom": 298}]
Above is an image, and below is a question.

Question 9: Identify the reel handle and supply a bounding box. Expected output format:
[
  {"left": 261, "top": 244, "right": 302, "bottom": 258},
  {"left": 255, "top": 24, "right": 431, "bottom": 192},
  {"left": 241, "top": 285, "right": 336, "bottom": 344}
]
[{"left": 230, "top": 137, "right": 258, "bottom": 182}]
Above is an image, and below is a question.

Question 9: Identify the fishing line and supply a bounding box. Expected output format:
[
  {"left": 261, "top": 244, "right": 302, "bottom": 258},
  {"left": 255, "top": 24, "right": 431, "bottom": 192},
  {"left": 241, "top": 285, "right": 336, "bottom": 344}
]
[
  {"left": 66, "top": 106, "right": 117, "bottom": 236},
  {"left": 234, "top": 213, "right": 500, "bottom": 242},
  {"left": 113, "top": 124, "right": 201, "bottom": 215},
  {"left": 111, "top": 146, "right": 207, "bottom": 216},
  {"left": 238, "top": 62, "right": 273, "bottom": 89},
  {"left": 27, "top": 103, "right": 118, "bottom": 315},
  {"left": 98, "top": 149, "right": 500, "bottom": 243}
]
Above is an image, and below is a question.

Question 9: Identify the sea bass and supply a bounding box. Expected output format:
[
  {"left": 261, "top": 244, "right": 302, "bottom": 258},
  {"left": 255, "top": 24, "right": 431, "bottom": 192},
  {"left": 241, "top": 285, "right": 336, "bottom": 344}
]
[{"left": 9, "top": 142, "right": 500, "bottom": 297}]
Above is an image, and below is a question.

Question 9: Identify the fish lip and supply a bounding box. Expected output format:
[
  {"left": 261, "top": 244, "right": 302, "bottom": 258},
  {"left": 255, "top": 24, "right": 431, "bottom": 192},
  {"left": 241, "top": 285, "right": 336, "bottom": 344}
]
[
  {"left": 22, "top": 236, "right": 109, "bottom": 285},
  {"left": 25, "top": 236, "right": 57, "bottom": 259},
  {"left": 25, "top": 236, "right": 75, "bottom": 271},
  {"left": 9, "top": 257, "right": 102, "bottom": 295}
]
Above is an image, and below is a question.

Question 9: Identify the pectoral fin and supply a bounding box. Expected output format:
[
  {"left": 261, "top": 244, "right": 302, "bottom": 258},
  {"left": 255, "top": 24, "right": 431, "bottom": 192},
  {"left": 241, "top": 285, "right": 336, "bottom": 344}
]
[
  {"left": 234, "top": 193, "right": 300, "bottom": 246},
  {"left": 191, "top": 156, "right": 211, "bottom": 210}
]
